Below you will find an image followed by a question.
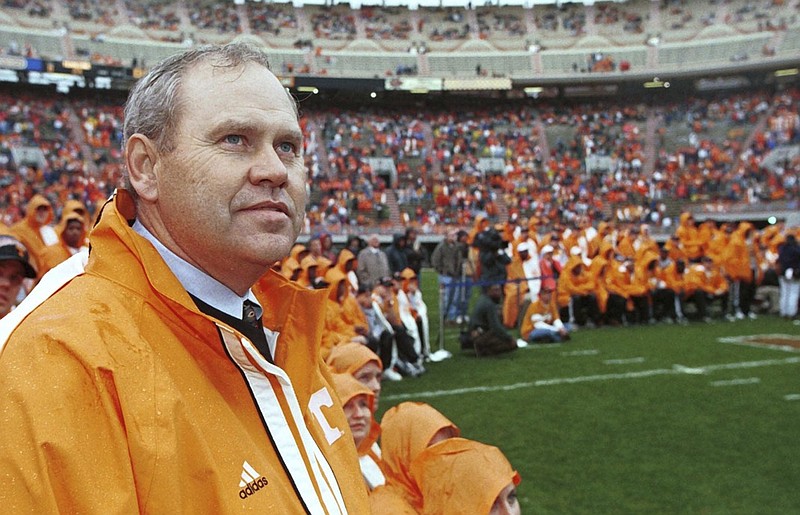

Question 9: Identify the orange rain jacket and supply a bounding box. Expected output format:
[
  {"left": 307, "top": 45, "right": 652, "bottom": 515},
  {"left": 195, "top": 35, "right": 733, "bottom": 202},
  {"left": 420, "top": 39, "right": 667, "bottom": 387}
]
[
  {"left": 329, "top": 373, "right": 384, "bottom": 494},
  {"left": 9, "top": 193, "right": 54, "bottom": 275},
  {"left": 377, "top": 401, "right": 461, "bottom": 512},
  {"left": 37, "top": 211, "right": 87, "bottom": 277},
  {"left": 0, "top": 191, "right": 368, "bottom": 514},
  {"left": 556, "top": 256, "right": 594, "bottom": 309},
  {"left": 326, "top": 341, "right": 383, "bottom": 377},
  {"left": 722, "top": 222, "right": 755, "bottom": 282},
  {"left": 410, "top": 437, "right": 521, "bottom": 515}
]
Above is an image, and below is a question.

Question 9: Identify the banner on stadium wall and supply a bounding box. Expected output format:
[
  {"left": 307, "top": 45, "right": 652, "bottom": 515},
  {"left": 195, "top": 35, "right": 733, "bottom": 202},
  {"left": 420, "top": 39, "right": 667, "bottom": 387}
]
[
  {"left": 384, "top": 77, "right": 443, "bottom": 91},
  {"left": 0, "top": 55, "right": 27, "bottom": 71},
  {"left": 443, "top": 77, "right": 512, "bottom": 91},
  {"left": 477, "top": 158, "right": 506, "bottom": 175},
  {"left": 585, "top": 154, "right": 614, "bottom": 174}
]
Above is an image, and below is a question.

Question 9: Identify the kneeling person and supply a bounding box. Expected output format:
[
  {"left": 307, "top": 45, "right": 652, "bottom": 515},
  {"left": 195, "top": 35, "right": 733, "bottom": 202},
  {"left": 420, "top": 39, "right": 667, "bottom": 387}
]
[{"left": 521, "top": 281, "right": 572, "bottom": 343}]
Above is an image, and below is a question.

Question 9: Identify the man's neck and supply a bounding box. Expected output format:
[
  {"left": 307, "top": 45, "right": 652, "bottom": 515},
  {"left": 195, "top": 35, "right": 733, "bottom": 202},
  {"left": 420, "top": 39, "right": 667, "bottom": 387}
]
[{"left": 132, "top": 220, "right": 260, "bottom": 319}]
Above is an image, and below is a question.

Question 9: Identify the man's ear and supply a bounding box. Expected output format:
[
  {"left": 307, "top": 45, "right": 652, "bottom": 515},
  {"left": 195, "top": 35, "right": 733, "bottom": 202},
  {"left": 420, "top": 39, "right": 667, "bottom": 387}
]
[{"left": 125, "top": 134, "right": 160, "bottom": 202}]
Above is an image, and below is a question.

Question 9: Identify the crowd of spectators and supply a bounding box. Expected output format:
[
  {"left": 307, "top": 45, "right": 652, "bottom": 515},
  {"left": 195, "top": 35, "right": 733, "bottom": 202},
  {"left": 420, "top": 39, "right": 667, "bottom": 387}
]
[
  {"left": 124, "top": 0, "right": 181, "bottom": 32},
  {"left": 306, "top": 87, "right": 797, "bottom": 237},
  {"left": 64, "top": 0, "right": 118, "bottom": 25},
  {"left": 186, "top": 0, "right": 241, "bottom": 35},
  {"left": 247, "top": 1, "right": 298, "bottom": 37},
  {"left": 308, "top": 4, "right": 357, "bottom": 40},
  {"left": 1, "top": 0, "right": 797, "bottom": 53},
  {"left": 0, "top": 84, "right": 796, "bottom": 242},
  {"left": 360, "top": 5, "right": 413, "bottom": 41}
]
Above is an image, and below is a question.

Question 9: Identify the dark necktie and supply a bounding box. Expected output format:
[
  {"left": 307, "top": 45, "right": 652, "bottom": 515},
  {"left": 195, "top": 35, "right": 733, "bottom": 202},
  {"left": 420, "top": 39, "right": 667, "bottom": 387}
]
[{"left": 242, "top": 300, "right": 259, "bottom": 329}]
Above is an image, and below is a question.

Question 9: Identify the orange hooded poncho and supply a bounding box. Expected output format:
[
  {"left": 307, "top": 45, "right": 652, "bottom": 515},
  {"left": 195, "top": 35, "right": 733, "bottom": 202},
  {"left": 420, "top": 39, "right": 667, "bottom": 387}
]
[
  {"left": 378, "top": 402, "right": 461, "bottom": 511},
  {"left": 411, "top": 437, "right": 521, "bottom": 515}
]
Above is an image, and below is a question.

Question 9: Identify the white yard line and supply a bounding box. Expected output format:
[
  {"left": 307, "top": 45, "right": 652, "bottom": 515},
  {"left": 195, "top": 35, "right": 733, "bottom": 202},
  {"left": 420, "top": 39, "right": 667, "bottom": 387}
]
[
  {"left": 603, "top": 357, "right": 646, "bottom": 365},
  {"left": 383, "top": 356, "right": 800, "bottom": 401},
  {"left": 561, "top": 349, "right": 600, "bottom": 356},
  {"left": 710, "top": 377, "right": 761, "bottom": 387}
]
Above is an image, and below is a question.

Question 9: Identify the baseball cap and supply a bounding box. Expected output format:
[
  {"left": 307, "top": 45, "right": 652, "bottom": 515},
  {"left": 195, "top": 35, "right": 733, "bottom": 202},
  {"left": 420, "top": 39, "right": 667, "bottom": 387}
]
[{"left": 0, "top": 236, "right": 37, "bottom": 278}]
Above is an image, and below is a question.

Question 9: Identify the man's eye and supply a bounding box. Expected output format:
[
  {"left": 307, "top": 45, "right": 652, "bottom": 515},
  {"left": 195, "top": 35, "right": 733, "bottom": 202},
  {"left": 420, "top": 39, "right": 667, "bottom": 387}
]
[
  {"left": 223, "top": 134, "right": 245, "bottom": 145},
  {"left": 278, "top": 142, "right": 297, "bottom": 154}
]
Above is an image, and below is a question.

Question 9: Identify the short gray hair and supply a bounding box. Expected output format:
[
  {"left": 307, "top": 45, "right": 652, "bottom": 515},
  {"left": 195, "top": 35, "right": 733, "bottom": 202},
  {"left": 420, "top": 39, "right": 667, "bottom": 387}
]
[{"left": 123, "top": 42, "right": 274, "bottom": 155}]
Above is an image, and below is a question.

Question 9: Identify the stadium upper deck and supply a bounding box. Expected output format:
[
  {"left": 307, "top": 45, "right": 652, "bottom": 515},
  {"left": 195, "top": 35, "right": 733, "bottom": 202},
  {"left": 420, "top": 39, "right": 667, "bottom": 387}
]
[{"left": 0, "top": 0, "right": 798, "bottom": 78}]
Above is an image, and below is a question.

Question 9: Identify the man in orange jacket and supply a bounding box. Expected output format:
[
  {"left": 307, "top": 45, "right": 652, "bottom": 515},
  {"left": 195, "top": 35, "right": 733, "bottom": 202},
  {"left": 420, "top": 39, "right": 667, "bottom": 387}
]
[{"left": 0, "top": 43, "right": 368, "bottom": 513}]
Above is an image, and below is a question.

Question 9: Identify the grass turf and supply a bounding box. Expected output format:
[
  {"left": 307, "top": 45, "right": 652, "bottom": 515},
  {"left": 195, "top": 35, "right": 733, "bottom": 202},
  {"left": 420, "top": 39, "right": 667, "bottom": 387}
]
[{"left": 377, "top": 269, "right": 800, "bottom": 514}]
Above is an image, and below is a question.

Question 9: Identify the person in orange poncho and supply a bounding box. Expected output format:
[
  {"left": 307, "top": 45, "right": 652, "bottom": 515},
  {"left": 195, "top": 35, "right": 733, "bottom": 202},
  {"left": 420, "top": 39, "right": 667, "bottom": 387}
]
[
  {"left": 722, "top": 221, "right": 757, "bottom": 320},
  {"left": 520, "top": 280, "right": 572, "bottom": 343},
  {"left": 411, "top": 437, "right": 521, "bottom": 515},
  {"left": 605, "top": 255, "right": 648, "bottom": 325},
  {"left": 58, "top": 199, "right": 91, "bottom": 245},
  {"left": 675, "top": 212, "right": 705, "bottom": 261},
  {"left": 9, "top": 194, "right": 58, "bottom": 276},
  {"left": 705, "top": 222, "right": 729, "bottom": 266},
  {"left": 372, "top": 402, "right": 461, "bottom": 513},
  {"left": 320, "top": 268, "right": 367, "bottom": 360},
  {"left": 326, "top": 343, "right": 387, "bottom": 489},
  {"left": 326, "top": 342, "right": 383, "bottom": 411},
  {"left": 557, "top": 255, "right": 600, "bottom": 327},
  {"left": 633, "top": 223, "right": 659, "bottom": 259},
  {"left": 37, "top": 212, "right": 87, "bottom": 278},
  {"left": 297, "top": 254, "right": 325, "bottom": 289},
  {"left": 325, "top": 259, "right": 368, "bottom": 333},
  {"left": 502, "top": 241, "right": 532, "bottom": 329},
  {"left": 684, "top": 256, "right": 729, "bottom": 321},
  {"left": 333, "top": 247, "right": 360, "bottom": 291},
  {"left": 330, "top": 373, "right": 385, "bottom": 492},
  {"left": 280, "top": 243, "right": 307, "bottom": 281},
  {"left": 651, "top": 246, "right": 683, "bottom": 323}
]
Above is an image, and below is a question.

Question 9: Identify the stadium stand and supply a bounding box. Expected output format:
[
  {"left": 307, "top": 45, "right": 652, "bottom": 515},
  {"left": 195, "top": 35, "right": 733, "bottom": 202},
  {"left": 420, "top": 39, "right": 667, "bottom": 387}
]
[
  {"left": 0, "top": 0, "right": 797, "bottom": 76},
  {"left": 0, "top": 0, "right": 796, "bottom": 237}
]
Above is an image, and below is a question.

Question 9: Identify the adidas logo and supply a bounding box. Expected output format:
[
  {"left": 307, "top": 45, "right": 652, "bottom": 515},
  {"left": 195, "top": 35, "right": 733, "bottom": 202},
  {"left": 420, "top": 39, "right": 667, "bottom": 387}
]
[{"left": 238, "top": 461, "right": 269, "bottom": 499}]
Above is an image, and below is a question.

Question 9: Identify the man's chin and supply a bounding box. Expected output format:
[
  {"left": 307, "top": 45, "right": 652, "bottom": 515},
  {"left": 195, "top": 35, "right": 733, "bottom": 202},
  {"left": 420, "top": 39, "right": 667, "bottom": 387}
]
[{"left": 255, "top": 232, "right": 297, "bottom": 262}]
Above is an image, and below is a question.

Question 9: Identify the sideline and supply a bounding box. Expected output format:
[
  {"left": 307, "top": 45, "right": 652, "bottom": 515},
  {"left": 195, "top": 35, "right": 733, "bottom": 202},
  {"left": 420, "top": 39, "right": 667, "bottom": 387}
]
[{"left": 383, "top": 356, "right": 800, "bottom": 401}]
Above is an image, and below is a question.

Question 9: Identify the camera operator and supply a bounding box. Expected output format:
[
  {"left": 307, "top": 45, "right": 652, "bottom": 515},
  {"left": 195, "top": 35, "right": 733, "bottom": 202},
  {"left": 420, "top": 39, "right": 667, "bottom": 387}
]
[{"left": 473, "top": 225, "right": 512, "bottom": 286}]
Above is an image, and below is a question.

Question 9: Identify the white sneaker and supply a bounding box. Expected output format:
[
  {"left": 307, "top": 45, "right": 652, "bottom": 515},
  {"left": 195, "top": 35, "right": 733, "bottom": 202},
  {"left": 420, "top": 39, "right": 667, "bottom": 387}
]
[
  {"left": 455, "top": 315, "right": 463, "bottom": 324},
  {"left": 725, "top": 314, "right": 736, "bottom": 322},
  {"left": 382, "top": 368, "right": 403, "bottom": 381},
  {"left": 747, "top": 312, "right": 758, "bottom": 320},
  {"left": 735, "top": 311, "right": 745, "bottom": 320},
  {"left": 516, "top": 338, "right": 529, "bottom": 348}
]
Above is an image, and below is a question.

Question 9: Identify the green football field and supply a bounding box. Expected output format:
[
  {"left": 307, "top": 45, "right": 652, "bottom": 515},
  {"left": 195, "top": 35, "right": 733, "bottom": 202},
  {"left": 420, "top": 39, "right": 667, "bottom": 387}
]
[{"left": 377, "top": 270, "right": 800, "bottom": 514}]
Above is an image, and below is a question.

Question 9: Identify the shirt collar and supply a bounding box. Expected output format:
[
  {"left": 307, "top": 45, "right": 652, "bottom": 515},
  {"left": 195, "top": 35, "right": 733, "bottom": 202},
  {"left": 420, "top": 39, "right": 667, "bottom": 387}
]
[{"left": 133, "top": 220, "right": 262, "bottom": 320}]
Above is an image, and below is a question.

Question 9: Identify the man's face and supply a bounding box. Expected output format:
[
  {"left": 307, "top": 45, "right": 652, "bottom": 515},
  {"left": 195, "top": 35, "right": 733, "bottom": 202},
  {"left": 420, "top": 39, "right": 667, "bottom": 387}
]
[
  {"left": 63, "top": 220, "right": 84, "bottom": 248},
  {"left": 142, "top": 62, "right": 306, "bottom": 291},
  {"left": 0, "top": 260, "right": 25, "bottom": 317}
]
